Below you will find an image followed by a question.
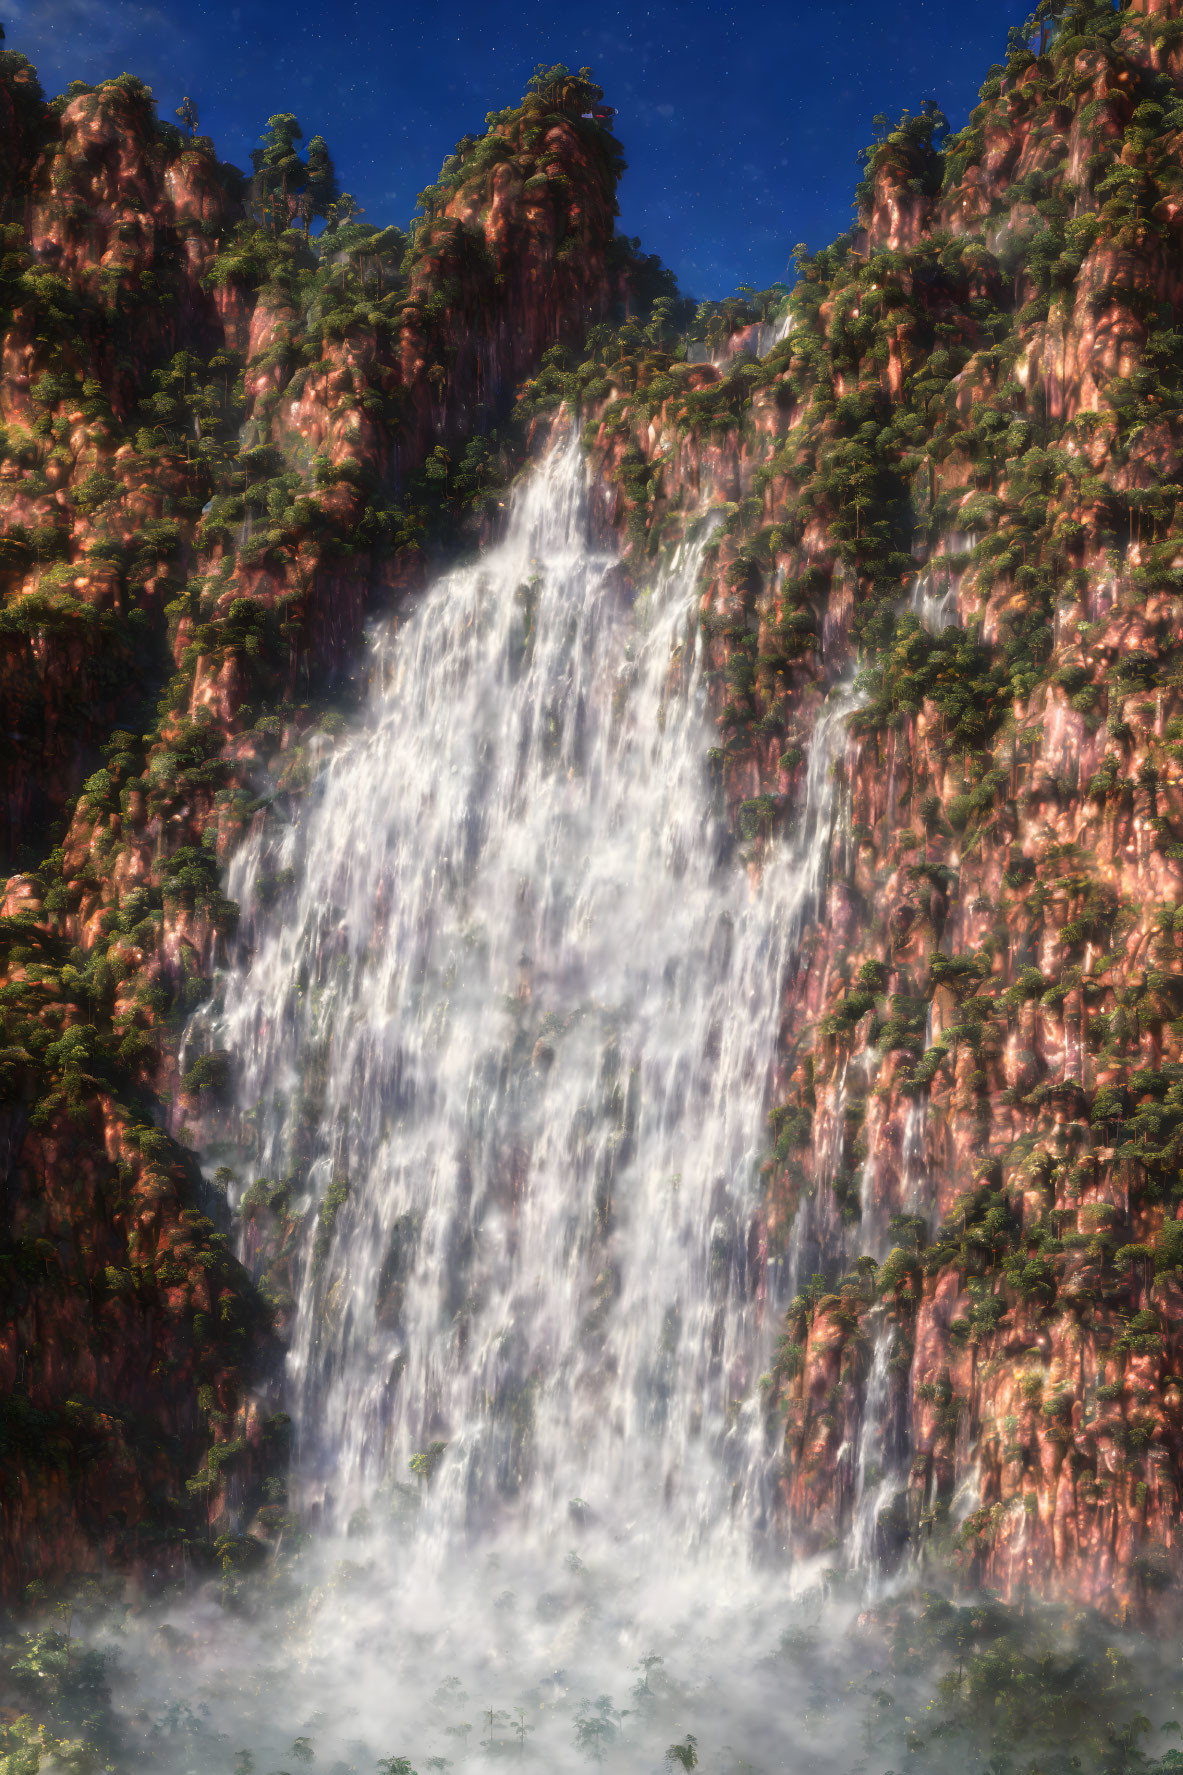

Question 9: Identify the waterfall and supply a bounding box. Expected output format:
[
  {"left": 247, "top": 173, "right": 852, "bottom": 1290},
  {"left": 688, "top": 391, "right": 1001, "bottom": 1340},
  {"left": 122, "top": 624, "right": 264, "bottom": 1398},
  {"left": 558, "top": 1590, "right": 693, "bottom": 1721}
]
[
  {"left": 951, "top": 1398, "right": 982, "bottom": 1526},
  {"left": 902, "top": 1096, "right": 930, "bottom": 1216},
  {"left": 765, "top": 308, "right": 793, "bottom": 350},
  {"left": 685, "top": 310, "right": 791, "bottom": 367},
  {"left": 105, "top": 436, "right": 888, "bottom": 1774},
  {"left": 849, "top": 1318, "right": 902, "bottom": 1578},
  {"left": 907, "top": 530, "right": 978, "bottom": 633},
  {"left": 204, "top": 433, "right": 855, "bottom": 1561},
  {"left": 139, "top": 431, "right": 874, "bottom": 1769}
]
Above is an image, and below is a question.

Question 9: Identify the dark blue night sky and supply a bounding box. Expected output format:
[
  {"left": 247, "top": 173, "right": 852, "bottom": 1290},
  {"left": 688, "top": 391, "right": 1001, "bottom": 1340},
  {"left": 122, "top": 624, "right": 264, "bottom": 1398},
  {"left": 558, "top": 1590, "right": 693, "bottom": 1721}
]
[{"left": 9, "top": 0, "right": 1028, "bottom": 298}]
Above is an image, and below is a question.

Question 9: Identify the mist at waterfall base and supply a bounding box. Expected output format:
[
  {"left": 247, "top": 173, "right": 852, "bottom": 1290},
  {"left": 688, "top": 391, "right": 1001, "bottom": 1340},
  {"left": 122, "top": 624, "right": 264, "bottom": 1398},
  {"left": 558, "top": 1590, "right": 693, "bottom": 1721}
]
[{"left": 45, "top": 436, "right": 1178, "bottom": 1775}]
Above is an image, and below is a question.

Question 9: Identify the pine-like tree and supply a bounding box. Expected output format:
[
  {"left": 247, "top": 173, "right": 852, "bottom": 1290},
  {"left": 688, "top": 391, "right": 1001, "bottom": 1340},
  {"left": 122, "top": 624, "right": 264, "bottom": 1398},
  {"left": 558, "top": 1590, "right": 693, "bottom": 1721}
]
[
  {"left": 304, "top": 133, "right": 339, "bottom": 221},
  {"left": 250, "top": 112, "right": 306, "bottom": 233}
]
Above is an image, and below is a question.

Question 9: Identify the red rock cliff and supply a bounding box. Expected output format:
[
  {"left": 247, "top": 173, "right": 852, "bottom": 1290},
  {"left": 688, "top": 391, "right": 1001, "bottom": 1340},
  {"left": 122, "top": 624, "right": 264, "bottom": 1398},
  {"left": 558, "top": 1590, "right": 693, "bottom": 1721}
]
[
  {"left": 0, "top": 58, "right": 628, "bottom": 1597},
  {"left": 578, "top": 0, "right": 1183, "bottom": 1622}
]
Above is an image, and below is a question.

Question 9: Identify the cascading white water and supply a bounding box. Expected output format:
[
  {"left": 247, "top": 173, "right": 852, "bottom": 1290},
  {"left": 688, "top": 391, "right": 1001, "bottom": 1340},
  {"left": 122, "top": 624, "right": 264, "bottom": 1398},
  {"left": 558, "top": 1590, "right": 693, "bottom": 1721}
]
[
  {"left": 211, "top": 432, "right": 849, "bottom": 1548},
  {"left": 907, "top": 530, "right": 978, "bottom": 633},
  {"left": 766, "top": 308, "right": 793, "bottom": 349},
  {"left": 849, "top": 1319, "right": 900, "bottom": 1576},
  {"left": 685, "top": 309, "right": 791, "bottom": 366},
  {"left": 137, "top": 433, "right": 872, "bottom": 1772}
]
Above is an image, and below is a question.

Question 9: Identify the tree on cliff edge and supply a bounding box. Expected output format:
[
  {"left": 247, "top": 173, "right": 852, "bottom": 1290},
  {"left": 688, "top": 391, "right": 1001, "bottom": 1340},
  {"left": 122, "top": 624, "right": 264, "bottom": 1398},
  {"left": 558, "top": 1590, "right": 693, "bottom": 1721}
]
[
  {"left": 250, "top": 113, "right": 339, "bottom": 235},
  {"left": 524, "top": 62, "right": 605, "bottom": 116},
  {"left": 305, "top": 133, "right": 339, "bottom": 218}
]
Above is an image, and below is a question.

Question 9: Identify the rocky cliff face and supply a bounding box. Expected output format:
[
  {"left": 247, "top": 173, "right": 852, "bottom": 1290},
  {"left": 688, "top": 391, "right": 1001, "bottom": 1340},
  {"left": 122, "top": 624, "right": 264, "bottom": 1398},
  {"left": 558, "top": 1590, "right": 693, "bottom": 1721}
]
[
  {"left": 9, "top": 0, "right": 1183, "bottom": 1626},
  {"left": 573, "top": 0, "right": 1183, "bottom": 1622},
  {"left": 0, "top": 55, "right": 629, "bottom": 1597}
]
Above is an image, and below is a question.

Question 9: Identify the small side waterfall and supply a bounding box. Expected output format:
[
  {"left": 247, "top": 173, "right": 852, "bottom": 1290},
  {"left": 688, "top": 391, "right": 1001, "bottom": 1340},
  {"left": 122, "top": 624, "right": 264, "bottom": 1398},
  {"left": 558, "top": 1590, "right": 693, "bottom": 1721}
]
[
  {"left": 908, "top": 530, "right": 978, "bottom": 633},
  {"left": 849, "top": 1318, "right": 903, "bottom": 1578},
  {"left": 766, "top": 308, "right": 793, "bottom": 349},
  {"left": 784, "top": 693, "right": 862, "bottom": 1295}
]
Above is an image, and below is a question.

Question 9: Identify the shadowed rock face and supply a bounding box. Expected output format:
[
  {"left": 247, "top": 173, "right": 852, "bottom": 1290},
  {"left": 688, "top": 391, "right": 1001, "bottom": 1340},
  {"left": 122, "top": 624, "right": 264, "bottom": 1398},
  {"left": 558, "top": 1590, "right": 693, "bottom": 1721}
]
[
  {"left": 0, "top": 61, "right": 626, "bottom": 1597},
  {"left": 574, "top": 0, "right": 1183, "bottom": 1623}
]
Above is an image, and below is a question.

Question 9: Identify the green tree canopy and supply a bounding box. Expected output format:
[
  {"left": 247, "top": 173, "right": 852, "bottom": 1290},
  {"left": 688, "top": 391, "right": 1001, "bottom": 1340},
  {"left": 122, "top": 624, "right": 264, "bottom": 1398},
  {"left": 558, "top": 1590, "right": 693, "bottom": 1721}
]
[{"left": 249, "top": 114, "right": 339, "bottom": 234}]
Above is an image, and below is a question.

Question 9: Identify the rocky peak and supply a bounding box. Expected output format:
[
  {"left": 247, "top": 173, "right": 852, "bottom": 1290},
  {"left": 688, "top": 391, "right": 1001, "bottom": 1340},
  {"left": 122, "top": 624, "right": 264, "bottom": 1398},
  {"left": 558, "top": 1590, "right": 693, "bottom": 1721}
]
[
  {"left": 0, "top": 56, "right": 629, "bottom": 1599},
  {"left": 562, "top": 0, "right": 1183, "bottom": 1619}
]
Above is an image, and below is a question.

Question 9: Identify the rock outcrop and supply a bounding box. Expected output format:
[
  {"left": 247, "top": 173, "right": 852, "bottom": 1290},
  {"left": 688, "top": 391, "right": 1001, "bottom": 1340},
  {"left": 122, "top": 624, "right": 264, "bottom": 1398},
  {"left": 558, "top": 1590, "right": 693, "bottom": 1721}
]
[
  {"left": 0, "top": 56, "right": 629, "bottom": 1596},
  {"left": 572, "top": 0, "right": 1183, "bottom": 1621}
]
